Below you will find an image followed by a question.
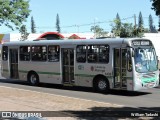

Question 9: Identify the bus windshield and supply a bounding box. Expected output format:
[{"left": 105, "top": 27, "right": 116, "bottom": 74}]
[{"left": 134, "top": 47, "right": 158, "bottom": 73}]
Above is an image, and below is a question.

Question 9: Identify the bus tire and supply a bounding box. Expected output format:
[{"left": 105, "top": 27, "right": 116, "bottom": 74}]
[
  {"left": 28, "top": 72, "right": 39, "bottom": 86},
  {"left": 94, "top": 77, "right": 110, "bottom": 93}
]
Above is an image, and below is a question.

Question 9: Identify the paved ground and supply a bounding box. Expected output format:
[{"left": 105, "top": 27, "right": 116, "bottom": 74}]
[
  {"left": 0, "top": 86, "right": 124, "bottom": 120},
  {"left": 0, "top": 86, "right": 159, "bottom": 120}
]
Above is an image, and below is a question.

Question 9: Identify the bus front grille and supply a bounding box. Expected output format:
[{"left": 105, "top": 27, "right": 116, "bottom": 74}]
[{"left": 142, "top": 73, "right": 155, "bottom": 78}]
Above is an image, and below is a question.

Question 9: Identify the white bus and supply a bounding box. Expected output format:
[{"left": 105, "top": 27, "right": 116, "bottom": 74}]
[{"left": 1, "top": 38, "right": 159, "bottom": 92}]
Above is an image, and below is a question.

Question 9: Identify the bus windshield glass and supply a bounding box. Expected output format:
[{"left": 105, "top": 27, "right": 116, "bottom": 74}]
[{"left": 134, "top": 47, "right": 158, "bottom": 73}]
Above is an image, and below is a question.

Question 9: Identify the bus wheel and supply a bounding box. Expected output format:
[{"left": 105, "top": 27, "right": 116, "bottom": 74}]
[
  {"left": 28, "top": 72, "right": 39, "bottom": 86},
  {"left": 94, "top": 77, "right": 110, "bottom": 93}
]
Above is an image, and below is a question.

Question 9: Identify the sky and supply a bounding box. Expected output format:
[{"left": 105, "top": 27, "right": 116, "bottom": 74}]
[{"left": 1, "top": 0, "right": 159, "bottom": 34}]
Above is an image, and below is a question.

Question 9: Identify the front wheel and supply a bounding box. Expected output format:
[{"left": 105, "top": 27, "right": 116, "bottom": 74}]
[
  {"left": 94, "top": 77, "right": 110, "bottom": 93},
  {"left": 28, "top": 72, "right": 39, "bottom": 86}
]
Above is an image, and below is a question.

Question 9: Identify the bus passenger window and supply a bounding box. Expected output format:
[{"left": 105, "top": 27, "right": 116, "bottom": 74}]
[
  {"left": 99, "top": 45, "right": 109, "bottom": 63},
  {"left": 20, "top": 46, "right": 30, "bottom": 61},
  {"left": 48, "top": 46, "right": 60, "bottom": 62},
  {"left": 76, "top": 45, "right": 86, "bottom": 63},
  {"left": 87, "top": 45, "right": 109, "bottom": 63},
  {"left": 88, "top": 54, "right": 97, "bottom": 63},
  {"left": 31, "top": 46, "right": 47, "bottom": 61},
  {"left": 2, "top": 46, "right": 8, "bottom": 61},
  {"left": 87, "top": 45, "right": 98, "bottom": 63}
]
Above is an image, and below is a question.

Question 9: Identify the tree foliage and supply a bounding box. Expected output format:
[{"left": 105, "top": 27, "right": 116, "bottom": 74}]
[
  {"left": 90, "top": 25, "right": 108, "bottom": 38},
  {"left": 138, "top": 11, "right": 144, "bottom": 32},
  {"left": 149, "top": 14, "right": 154, "bottom": 30},
  {"left": 111, "top": 19, "right": 121, "bottom": 36},
  {"left": 19, "top": 25, "right": 29, "bottom": 41},
  {"left": 116, "top": 13, "right": 121, "bottom": 32},
  {"left": 31, "top": 16, "right": 36, "bottom": 33},
  {"left": 151, "top": 0, "right": 160, "bottom": 16},
  {"left": 0, "top": 0, "right": 31, "bottom": 30},
  {"left": 148, "top": 14, "right": 157, "bottom": 33},
  {"left": 56, "top": 13, "right": 61, "bottom": 33},
  {"left": 111, "top": 19, "right": 144, "bottom": 38}
]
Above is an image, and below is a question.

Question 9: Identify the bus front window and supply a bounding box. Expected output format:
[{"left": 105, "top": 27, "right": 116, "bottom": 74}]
[{"left": 134, "top": 48, "right": 158, "bottom": 73}]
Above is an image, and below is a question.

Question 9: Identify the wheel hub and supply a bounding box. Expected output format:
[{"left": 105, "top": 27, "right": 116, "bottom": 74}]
[{"left": 98, "top": 80, "right": 106, "bottom": 90}]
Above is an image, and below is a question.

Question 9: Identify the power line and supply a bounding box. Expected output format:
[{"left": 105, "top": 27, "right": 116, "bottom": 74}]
[{"left": 35, "top": 16, "right": 134, "bottom": 30}]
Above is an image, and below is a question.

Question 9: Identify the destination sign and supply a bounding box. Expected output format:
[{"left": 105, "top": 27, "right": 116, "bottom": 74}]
[{"left": 132, "top": 40, "right": 152, "bottom": 46}]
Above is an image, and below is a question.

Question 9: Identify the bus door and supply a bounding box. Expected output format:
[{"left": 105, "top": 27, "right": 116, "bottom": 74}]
[
  {"left": 9, "top": 49, "right": 19, "bottom": 79},
  {"left": 62, "top": 48, "right": 74, "bottom": 84},
  {"left": 113, "top": 48, "right": 128, "bottom": 89}
]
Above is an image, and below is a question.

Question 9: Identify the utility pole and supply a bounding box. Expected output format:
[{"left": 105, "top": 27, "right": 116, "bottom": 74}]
[
  {"left": 134, "top": 14, "right": 137, "bottom": 35},
  {"left": 94, "top": 19, "right": 96, "bottom": 38},
  {"left": 134, "top": 14, "right": 136, "bottom": 29}
]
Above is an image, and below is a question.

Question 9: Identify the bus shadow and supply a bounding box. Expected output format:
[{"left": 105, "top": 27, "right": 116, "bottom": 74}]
[
  {"left": 108, "top": 89, "right": 151, "bottom": 96},
  {"left": 155, "top": 85, "right": 160, "bottom": 89},
  {"left": 38, "top": 83, "right": 151, "bottom": 96},
  {"left": 0, "top": 78, "right": 28, "bottom": 85},
  {"left": 0, "top": 79, "right": 151, "bottom": 97}
]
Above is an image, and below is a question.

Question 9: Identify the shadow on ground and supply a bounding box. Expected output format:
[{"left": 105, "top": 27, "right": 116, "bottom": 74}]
[
  {"left": 59, "top": 106, "right": 160, "bottom": 120},
  {"left": 0, "top": 79, "right": 154, "bottom": 97},
  {"left": 3, "top": 107, "right": 160, "bottom": 120}
]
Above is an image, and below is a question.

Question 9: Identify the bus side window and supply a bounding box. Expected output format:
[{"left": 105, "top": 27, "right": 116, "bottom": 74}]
[
  {"left": 48, "top": 46, "right": 60, "bottom": 62},
  {"left": 76, "top": 45, "right": 86, "bottom": 63},
  {"left": 87, "top": 45, "right": 109, "bottom": 63},
  {"left": 2, "top": 46, "right": 8, "bottom": 61},
  {"left": 31, "top": 46, "right": 47, "bottom": 61},
  {"left": 87, "top": 45, "right": 98, "bottom": 63},
  {"left": 20, "top": 46, "right": 30, "bottom": 61},
  {"left": 99, "top": 45, "right": 109, "bottom": 63}
]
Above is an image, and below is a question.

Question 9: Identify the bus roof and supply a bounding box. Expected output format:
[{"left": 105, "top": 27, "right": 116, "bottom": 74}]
[{"left": 2, "top": 38, "right": 150, "bottom": 46}]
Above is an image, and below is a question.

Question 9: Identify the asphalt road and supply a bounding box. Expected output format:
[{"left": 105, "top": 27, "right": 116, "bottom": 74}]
[{"left": 0, "top": 74, "right": 160, "bottom": 113}]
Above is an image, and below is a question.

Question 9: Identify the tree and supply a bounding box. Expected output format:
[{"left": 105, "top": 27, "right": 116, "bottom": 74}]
[
  {"left": 111, "top": 19, "right": 121, "bottom": 36},
  {"left": 111, "top": 18, "right": 144, "bottom": 38},
  {"left": 138, "top": 12, "right": 144, "bottom": 32},
  {"left": 90, "top": 25, "right": 108, "bottom": 38},
  {"left": 149, "top": 14, "right": 153, "bottom": 31},
  {"left": 56, "top": 13, "right": 61, "bottom": 33},
  {"left": 31, "top": 16, "right": 36, "bottom": 33},
  {"left": 120, "top": 23, "right": 134, "bottom": 38},
  {"left": 0, "top": 0, "right": 31, "bottom": 30},
  {"left": 149, "top": 14, "right": 157, "bottom": 33},
  {"left": 151, "top": 0, "right": 160, "bottom": 16},
  {"left": 19, "top": 25, "right": 29, "bottom": 41},
  {"left": 116, "top": 13, "right": 121, "bottom": 32}
]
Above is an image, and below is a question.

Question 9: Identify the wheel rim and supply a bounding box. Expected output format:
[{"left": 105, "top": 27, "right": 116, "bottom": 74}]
[
  {"left": 30, "top": 74, "right": 37, "bottom": 84},
  {"left": 98, "top": 80, "right": 107, "bottom": 90}
]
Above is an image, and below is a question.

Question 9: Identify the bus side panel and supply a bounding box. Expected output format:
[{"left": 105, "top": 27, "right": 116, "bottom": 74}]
[
  {"left": 1, "top": 60, "right": 10, "bottom": 79},
  {"left": 18, "top": 61, "right": 62, "bottom": 84},
  {"left": 126, "top": 72, "right": 134, "bottom": 91},
  {"left": 74, "top": 63, "right": 114, "bottom": 88},
  {"left": 74, "top": 63, "right": 93, "bottom": 87}
]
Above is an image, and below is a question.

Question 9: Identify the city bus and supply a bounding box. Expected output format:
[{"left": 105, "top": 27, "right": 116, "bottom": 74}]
[{"left": 1, "top": 38, "right": 159, "bottom": 92}]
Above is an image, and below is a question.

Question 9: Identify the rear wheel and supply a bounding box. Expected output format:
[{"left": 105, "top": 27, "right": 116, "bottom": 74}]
[
  {"left": 28, "top": 72, "right": 39, "bottom": 86},
  {"left": 94, "top": 77, "right": 110, "bottom": 93}
]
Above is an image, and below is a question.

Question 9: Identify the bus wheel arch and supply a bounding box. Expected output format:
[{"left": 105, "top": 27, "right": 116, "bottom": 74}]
[
  {"left": 93, "top": 75, "right": 110, "bottom": 93},
  {"left": 27, "top": 71, "right": 39, "bottom": 86}
]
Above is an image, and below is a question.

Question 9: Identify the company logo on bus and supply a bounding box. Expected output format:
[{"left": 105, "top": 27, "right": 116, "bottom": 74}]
[{"left": 91, "top": 66, "right": 94, "bottom": 71}]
